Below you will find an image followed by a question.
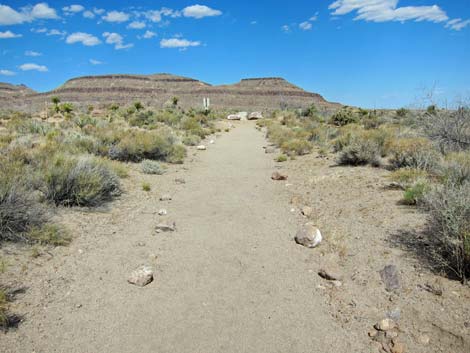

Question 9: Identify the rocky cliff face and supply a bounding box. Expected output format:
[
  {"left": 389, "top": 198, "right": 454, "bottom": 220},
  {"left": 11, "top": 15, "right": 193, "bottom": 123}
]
[{"left": 0, "top": 74, "right": 340, "bottom": 112}]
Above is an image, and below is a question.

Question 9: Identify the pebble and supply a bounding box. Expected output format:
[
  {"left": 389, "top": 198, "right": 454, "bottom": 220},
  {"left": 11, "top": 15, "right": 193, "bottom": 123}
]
[
  {"left": 158, "top": 209, "right": 168, "bottom": 216},
  {"left": 160, "top": 194, "right": 172, "bottom": 201},
  {"left": 301, "top": 206, "right": 313, "bottom": 217},
  {"left": 375, "top": 318, "right": 397, "bottom": 331},
  {"left": 127, "top": 266, "right": 154, "bottom": 287}
]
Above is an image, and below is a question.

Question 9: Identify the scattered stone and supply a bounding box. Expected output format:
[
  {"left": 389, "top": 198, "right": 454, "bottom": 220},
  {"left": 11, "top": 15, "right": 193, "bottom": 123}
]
[
  {"left": 156, "top": 221, "right": 176, "bottom": 233},
  {"left": 196, "top": 145, "right": 207, "bottom": 150},
  {"left": 386, "top": 308, "right": 401, "bottom": 322},
  {"left": 318, "top": 268, "right": 342, "bottom": 281},
  {"left": 271, "top": 171, "right": 288, "bottom": 180},
  {"left": 175, "top": 177, "right": 186, "bottom": 184},
  {"left": 294, "top": 223, "right": 322, "bottom": 248},
  {"left": 368, "top": 329, "right": 378, "bottom": 338},
  {"left": 301, "top": 206, "right": 313, "bottom": 217},
  {"left": 265, "top": 146, "right": 276, "bottom": 154},
  {"left": 76, "top": 304, "right": 82, "bottom": 309},
  {"left": 160, "top": 194, "right": 172, "bottom": 201},
  {"left": 380, "top": 265, "right": 401, "bottom": 292},
  {"left": 158, "top": 209, "right": 168, "bottom": 216},
  {"left": 209, "top": 139, "right": 215, "bottom": 144},
  {"left": 128, "top": 266, "right": 154, "bottom": 287},
  {"left": 227, "top": 114, "right": 241, "bottom": 120},
  {"left": 418, "top": 334, "right": 430, "bottom": 345},
  {"left": 375, "top": 318, "right": 397, "bottom": 331},
  {"left": 385, "top": 330, "right": 398, "bottom": 339},
  {"left": 391, "top": 340, "right": 406, "bottom": 353},
  {"left": 248, "top": 111, "right": 263, "bottom": 120}
]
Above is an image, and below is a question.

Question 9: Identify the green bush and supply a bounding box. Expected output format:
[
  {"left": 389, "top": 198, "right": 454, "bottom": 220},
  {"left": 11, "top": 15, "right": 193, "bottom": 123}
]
[
  {"left": 43, "top": 155, "right": 121, "bottom": 207},
  {"left": 276, "top": 154, "right": 288, "bottom": 162},
  {"left": 182, "top": 134, "right": 202, "bottom": 146},
  {"left": 281, "top": 138, "right": 312, "bottom": 156},
  {"left": 403, "top": 181, "right": 430, "bottom": 205},
  {"left": 330, "top": 109, "right": 359, "bottom": 127}
]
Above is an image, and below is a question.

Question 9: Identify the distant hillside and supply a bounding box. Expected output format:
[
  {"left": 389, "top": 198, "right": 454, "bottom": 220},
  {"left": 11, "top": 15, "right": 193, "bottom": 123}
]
[{"left": 0, "top": 73, "right": 340, "bottom": 112}]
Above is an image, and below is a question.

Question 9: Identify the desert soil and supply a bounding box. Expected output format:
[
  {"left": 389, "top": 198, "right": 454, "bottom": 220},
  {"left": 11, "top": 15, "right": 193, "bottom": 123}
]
[{"left": 1, "top": 121, "right": 469, "bottom": 353}]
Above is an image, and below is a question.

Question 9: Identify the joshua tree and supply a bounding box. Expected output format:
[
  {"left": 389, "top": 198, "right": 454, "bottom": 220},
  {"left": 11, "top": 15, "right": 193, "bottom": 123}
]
[{"left": 172, "top": 96, "right": 179, "bottom": 107}]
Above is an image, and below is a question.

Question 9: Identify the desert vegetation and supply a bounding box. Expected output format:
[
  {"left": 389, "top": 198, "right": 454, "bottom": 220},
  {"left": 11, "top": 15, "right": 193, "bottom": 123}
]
[
  {"left": 259, "top": 103, "right": 470, "bottom": 283},
  {"left": 0, "top": 99, "right": 222, "bottom": 329}
]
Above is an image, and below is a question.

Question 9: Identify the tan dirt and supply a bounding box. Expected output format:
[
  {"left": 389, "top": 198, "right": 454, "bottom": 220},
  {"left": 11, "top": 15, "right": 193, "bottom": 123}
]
[{"left": 1, "top": 122, "right": 469, "bottom": 353}]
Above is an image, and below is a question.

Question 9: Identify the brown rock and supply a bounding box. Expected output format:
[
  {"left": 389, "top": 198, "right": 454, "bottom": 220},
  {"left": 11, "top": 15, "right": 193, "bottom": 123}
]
[
  {"left": 271, "top": 171, "right": 288, "bottom": 180},
  {"left": 375, "top": 318, "right": 397, "bottom": 331}
]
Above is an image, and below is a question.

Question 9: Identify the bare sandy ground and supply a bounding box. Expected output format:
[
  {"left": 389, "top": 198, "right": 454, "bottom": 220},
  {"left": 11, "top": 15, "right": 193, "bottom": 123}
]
[{"left": 1, "top": 122, "right": 469, "bottom": 353}]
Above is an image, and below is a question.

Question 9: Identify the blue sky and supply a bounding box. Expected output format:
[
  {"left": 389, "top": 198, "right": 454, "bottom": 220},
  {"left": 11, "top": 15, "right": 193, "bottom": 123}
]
[{"left": 0, "top": 0, "right": 469, "bottom": 108}]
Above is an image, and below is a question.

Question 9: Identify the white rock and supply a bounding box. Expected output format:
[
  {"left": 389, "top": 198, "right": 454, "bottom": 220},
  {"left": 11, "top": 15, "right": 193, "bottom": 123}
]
[
  {"left": 227, "top": 114, "right": 241, "bottom": 120},
  {"left": 156, "top": 221, "right": 176, "bottom": 233},
  {"left": 294, "top": 223, "right": 322, "bottom": 248},
  {"left": 128, "top": 266, "right": 154, "bottom": 287},
  {"left": 197, "top": 145, "right": 207, "bottom": 150},
  {"left": 158, "top": 209, "right": 167, "bottom": 216},
  {"left": 374, "top": 318, "right": 397, "bottom": 331},
  {"left": 248, "top": 112, "right": 263, "bottom": 120},
  {"left": 159, "top": 194, "right": 172, "bottom": 201},
  {"left": 209, "top": 139, "right": 215, "bottom": 144}
]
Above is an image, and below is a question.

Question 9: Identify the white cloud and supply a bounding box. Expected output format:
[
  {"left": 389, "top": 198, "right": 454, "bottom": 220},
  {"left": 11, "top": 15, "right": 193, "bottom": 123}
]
[
  {"left": 83, "top": 10, "right": 95, "bottom": 19},
  {"left": 66, "top": 32, "right": 101, "bottom": 46},
  {"left": 103, "top": 32, "right": 134, "bottom": 50},
  {"left": 93, "top": 8, "right": 105, "bottom": 15},
  {"left": 0, "top": 30, "right": 22, "bottom": 38},
  {"left": 182, "top": 5, "right": 222, "bottom": 19},
  {"left": 128, "top": 21, "right": 146, "bottom": 29},
  {"left": 0, "top": 69, "right": 15, "bottom": 76},
  {"left": 142, "top": 30, "right": 156, "bottom": 39},
  {"left": 251, "top": 20, "right": 257, "bottom": 25},
  {"left": 142, "top": 8, "right": 180, "bottom": 23},
  {"left": 329, "top": 0, "right": 448, "bottom": 23},
  {"left": 299, "top": 21, "right": 312, "bottom": 30},
  {"left": 31, "top": 27, "right": 47, "bottom": 33},
  {"left": 0, "top": 2, "right": 59, "bottom": 25},
  {"left": 102, "top": 11, "right": 130, "bottom": 23},
  {"left": 25, "top": 50, "right": 42, "bottom": 56},
  {"left": 47, "top": 29, "right": 67, "bottom": 37},
  {"left": 446, "top": 18, "right": 470, "bottom": 31},
  {"left": 160, "top": 38, "right": 201, "bottom": 48},
  {"left": 19, "top": 63, "right": 48, "bottom": 72},
  {"left": 89, "top": 59, "right": 103, "bottom": 65},
  {"left": 63, "top": 4, "right": 84, "bottom": 13},
  {"left": 281, "top": 25, "right": 291, "bottom": 33}
]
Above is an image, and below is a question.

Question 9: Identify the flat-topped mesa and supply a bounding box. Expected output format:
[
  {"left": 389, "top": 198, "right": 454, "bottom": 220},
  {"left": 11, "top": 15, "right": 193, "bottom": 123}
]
[
  {"left": 0, "top": 73, "right": 340, "bottom": 112},
  {"left": 0, "top": 83, "right": 36, "bottom": 101}
]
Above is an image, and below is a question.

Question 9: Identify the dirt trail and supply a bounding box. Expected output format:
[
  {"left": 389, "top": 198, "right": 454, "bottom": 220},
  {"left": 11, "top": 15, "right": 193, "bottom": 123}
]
[{"left": 2, "top": 122, "right": 368, "bottom": 352}]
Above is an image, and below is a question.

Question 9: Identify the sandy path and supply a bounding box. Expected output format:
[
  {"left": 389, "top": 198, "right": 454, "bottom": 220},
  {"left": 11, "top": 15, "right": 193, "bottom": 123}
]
[{"left": 3, "top": 122, "right": 367, "bottom": 352}]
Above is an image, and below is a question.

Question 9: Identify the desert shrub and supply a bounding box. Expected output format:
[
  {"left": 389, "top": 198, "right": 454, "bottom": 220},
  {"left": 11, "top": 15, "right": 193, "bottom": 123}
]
[
  {"left": 439, "top": 151, "right": 470, "bottom": 185},
  {"left": 402, "top": 181, "right": 430, "bottom": 205},
  {"left": 128, "top": 110, "right": 155, "bottom": 128},
  {"left": 423, "top": 182, "right": 470, "bottom": 282},
  {"left": 423, "top": 107, "right": 470, "bottom": 153},
  {"left": 27, "top": 224, "right": 70, "bottom": 246},
  {"left": 389, "top": 168, "right": 428, "bottom": 189},
  {"left": 43, "top": 155, "right": 121, "bottom": 207},
  {"left": 108, "top": 129, "right": 186, "bottom": 163},
  {"left": 330, "top": 109, "right": 359, "bottom": 126},
  {"left": 141, "top": 160, "right": 165, "bottom": 175},
  {"left": 180, "top": 116, "right": 211, "bottom": 138},
  {"left": 11, "top": 119, "right": 52, "bottom": 136},
  {"left": 337, "top": 139, "right": 381, "bottom": 167},
  {"left": 182, "top": 134, "right": 201, "bottom": 146},
  {"left": 396, "top": 108, "right": 409, "bottom": 118},
  {"left": 389, "top": 137, "right": 440, "bottom": 171},
  {"left": 281, "top": 138, "right": 312, "bottom": 156},
  {"left": 276, "top": 154, "right": 288, "bottom": 162},
  {"left": 73, "top": 115, "right": 96, "bottom": 129},
  {"left": 142, "top": 182, "right": 151, "bottom": 192}
]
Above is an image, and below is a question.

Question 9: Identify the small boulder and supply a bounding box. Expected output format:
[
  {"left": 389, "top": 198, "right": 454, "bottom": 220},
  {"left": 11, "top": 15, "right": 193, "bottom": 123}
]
[
  {"left": 160, "top": 194, "right": 172, "bottom": 201},
  {"left": 158, "top": 209, "right": 167, "bottom": 216},
  {"left": 128, "top": 266, "right": 154, "bottom": 287},
  {"left": 294, "top": 223, "right": 322, "bottom": 248},
  {"left": 374, "top": 318, "right": 397, "bottom": 331},
  {"left": 209, "top": 139, "right": 215, "bottom": 144},
  {"left": 227, "top": 114, "right": 241, "bottom": 120},
  {"left": 301, "top": 206, "right": 313, "bottom": 217},
  {"left": 197, "top": 145, "right": 207, "bottom": 150},
  {"left": 380, "top": 265, "right": 401, "bottom": 292},
  {"left": 156, "top": 221, "right": 176, "bottom": 233},
  {"left": 271, "top": 171, "right": 288, "bottom": 180},
  {"left": 248, "top": 112, "right": 263, "bottom": 120},
  {"left": 265, "top": 146, "right": 276, "bottom": 154}
]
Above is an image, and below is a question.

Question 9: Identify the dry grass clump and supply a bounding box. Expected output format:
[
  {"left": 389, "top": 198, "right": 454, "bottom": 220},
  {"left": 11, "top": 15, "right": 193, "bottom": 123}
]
[
  {"left": 389, "top": 137, "right": 440, "bottom": 171},
  {"left": 439, "top": 151, "right": 470, "bottom": 185},
  {"left": 141, "top": 160, "right": 165, "bottom": 175},
  {"left": 337, "top": 139, "right": 382, "bottom": 167},
  {"left": 423, "top": 181, "right": 470, "bottom": 283}
]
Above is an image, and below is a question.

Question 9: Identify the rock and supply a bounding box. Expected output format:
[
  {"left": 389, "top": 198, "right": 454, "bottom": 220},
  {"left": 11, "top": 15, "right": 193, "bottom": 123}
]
[
  {"left": 175, "top": 178, "right": 186, "bottom": 184},
  {"left": 294, "top": 223, "right": 322, "bottom": 248},
  {"left": 318, "top": 268, "right": 342, "bottom": 281},
  {"left": 418, "top": 334, "right": 430, "bottom": 345},
  {"left": 380, "top": 265, "right": 401, "bottom": 292},
  {"left": 158, "top": 209, "right": 167, "bottom": 216},
  {"left": 265, "top": 146, "right": 276, "bottom": 154},
  {"left": 391, "top": 341, "right": 406, "bottom": 353},
  {"left": 271, "top": 171, "right": 288, "bottom": 180},
  {"left": 209, "top": 139, "right": 215, "bottom": 144},
  {"left": 368, "top": 329, "right": 378, "bottom": 338},
  {"left": 375, "top": 318, "right": 397, "bottom": 331},
  {"left": 227, "top": 114, "right": 241, "bottom": 120},
  {"left": 156, "top": 221, "right": 176, "bottom": 233},
  {"left": 330, "top": 280, "right": 343, "bottom": 287},
  {"left": 248, "top": 111, "right": 263, "bottom": 120},
  {"left": 196, "top": 145, "right": 207, "bottom": 150},
  {"left": 387, "top": 308, "right": 401, "bottom": 322},
  {"left": 160, "top": 194, "right": 172, "bottom": 201},
  {"left": 128, "top": 266, "right": 154, "bottom": 287},
  {"left": 301, "top": 206, "right": 313, "bottom": 217}
]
